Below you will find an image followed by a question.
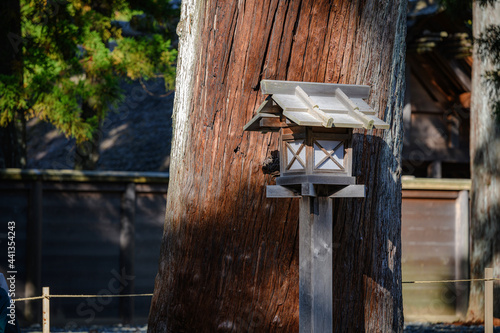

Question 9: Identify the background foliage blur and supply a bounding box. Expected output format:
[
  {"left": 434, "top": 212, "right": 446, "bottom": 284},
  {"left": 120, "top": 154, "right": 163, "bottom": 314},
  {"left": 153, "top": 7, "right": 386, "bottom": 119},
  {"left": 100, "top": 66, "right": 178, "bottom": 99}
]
[{"left": 0, "top": 0, "right": 178, "bottom": 168}]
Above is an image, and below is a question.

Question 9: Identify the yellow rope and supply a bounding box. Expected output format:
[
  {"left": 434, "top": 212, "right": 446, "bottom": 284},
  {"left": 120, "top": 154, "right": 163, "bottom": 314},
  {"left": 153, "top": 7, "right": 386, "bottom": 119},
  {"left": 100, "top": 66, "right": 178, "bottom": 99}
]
[
  {"left": 12, "top": 278, "right": 500, "bottom": 302},
  {"left": 12, "top": 296, "right": 45, "bottom": 302},
  {"left": 51, "top": 293, "right": 154, "bottom": 298},
  {"left": 13, "top": 293, "right": 153, "bottom": 302},
  {"left": 402, "top": 277, "right": 500, "bottom": 284}
]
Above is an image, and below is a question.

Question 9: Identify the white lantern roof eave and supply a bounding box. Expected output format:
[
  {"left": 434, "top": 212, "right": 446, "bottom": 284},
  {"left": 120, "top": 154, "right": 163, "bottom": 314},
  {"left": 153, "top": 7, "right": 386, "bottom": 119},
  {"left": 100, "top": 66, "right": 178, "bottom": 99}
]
[{"left": 243, "top": 80, "right": 389, "bottom": 132}]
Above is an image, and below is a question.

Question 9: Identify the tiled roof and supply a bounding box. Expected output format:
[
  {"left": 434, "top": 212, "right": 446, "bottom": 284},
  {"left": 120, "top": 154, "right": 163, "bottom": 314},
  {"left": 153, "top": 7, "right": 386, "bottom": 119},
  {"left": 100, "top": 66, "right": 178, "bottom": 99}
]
[{"left": 27, "top": 79, "right": 174, "bottom": 172}]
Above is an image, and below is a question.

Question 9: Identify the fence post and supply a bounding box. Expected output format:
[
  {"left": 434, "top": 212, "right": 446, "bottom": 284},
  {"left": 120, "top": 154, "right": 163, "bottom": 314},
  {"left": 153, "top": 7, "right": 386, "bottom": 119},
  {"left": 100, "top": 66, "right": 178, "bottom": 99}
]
[
  {"left": 26, "top": 180, "right": 43, "bottom": 323},
  {"left": 485, "top": 268, "right": 493, "bottom": 333},
  {"left": 42, "top": 287, "right": 50, "bottom": 333},
  {"left": 120, "top": 183, "right": 136, "bottom": 324}
]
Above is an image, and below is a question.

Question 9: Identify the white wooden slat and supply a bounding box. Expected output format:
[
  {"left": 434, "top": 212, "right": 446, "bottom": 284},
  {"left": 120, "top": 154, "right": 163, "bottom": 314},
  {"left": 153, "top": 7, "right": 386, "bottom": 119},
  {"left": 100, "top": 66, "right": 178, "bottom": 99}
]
[
  {"left": 329, "top": 114, "right": 364, "bottom": 128},
  {"left": 310, "top": 95, "right": 349, "bottom": 113},
  {"left": 367, "top": 115, "right": 390, "bottom": 129},
  {"left": 266, "top": 185, "right": 300, "bottom": 198},
  {"left": 244, "top": 97, "right": 284, "bottom": 131},
  {"left": 295, "top": 86, "right": 334, "bottom": 127},
  {"left": 351, "top": 98, "right": 376, "bottom": 115},
  {"left": 283, "top": 110, "right": 323, "bottom": 127},
  {"left": 295, "top": 86, "right": 319, "bottom": 109},
  {"left": 336, "top": 88, "right": 375, "bottom": 129},
  {"left": 272, "top": 94, "right": 308, "bottom": 112},
  {"left": 255, "top": 97, "right": 281, "bottom": 115},
  {"left": 352, "top": 109, "right": 375, "bottom": 129},
  {"left": 261, "top": 80, "right": 370, "bottom": 98},
  {"left": 328, "top": 185, "right": 365, "bottom": 198},
  {"left": 243, "top": 112, "right": 280, "bottom": 131}
]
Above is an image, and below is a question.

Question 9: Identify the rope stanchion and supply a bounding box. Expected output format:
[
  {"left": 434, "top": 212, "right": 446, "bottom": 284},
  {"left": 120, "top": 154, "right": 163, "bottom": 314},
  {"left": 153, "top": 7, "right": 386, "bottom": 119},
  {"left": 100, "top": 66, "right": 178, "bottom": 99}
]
[
  {"left": 42, "top": 287, "right": 50, "bottom": 333},
  {"left": 485, "top": 268, "right": 494, "bottom": 333}
]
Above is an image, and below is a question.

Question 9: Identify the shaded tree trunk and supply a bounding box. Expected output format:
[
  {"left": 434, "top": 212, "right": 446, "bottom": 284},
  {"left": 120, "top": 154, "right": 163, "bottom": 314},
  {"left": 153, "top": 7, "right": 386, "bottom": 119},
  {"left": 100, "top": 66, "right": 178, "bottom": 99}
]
[
  {"left": 74, "top": 104, "right": 101, "bottom": 170},
  {"left": 74, "top": 137, "right": 100, "bottom": 170},
  {"left": 0, "top": 0, "right": 26, "bottom": 169},
  {"left": 467, "top": 0, "right": 500, "bottom": 322},
  {"left": 148, "top": 0, "right": 406, "bottom": 331}
]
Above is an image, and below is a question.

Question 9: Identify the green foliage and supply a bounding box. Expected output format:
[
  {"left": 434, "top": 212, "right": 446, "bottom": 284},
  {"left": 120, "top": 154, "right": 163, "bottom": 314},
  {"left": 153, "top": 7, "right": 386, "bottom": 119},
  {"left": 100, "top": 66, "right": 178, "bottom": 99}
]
[{"left": 0, "top": 0, "right": 177, "bottom": 143}]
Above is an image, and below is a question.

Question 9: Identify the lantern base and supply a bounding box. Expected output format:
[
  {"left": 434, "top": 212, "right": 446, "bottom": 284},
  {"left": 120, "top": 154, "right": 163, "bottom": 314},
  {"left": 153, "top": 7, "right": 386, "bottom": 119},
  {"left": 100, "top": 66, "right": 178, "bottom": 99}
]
[
  {"left": 266, "top": 184, "right": 365, "bottom": 198},
  {"left": 276, "top": 174, "right": 356, "bottom": 186}
]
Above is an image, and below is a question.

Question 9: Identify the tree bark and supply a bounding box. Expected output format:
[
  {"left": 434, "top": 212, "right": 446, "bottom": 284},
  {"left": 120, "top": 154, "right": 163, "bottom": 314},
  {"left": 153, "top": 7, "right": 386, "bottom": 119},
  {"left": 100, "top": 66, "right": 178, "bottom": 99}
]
[
  {"left": 467, "top": 0, "right": 500, "bottom": 322},
  {"left": 148, "top": 0, "right": 406, "bottom": 331}
]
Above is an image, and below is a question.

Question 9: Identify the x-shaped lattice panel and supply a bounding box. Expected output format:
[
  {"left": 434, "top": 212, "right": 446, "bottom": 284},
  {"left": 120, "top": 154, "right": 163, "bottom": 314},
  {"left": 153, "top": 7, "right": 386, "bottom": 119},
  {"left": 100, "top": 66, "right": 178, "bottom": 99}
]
[
  {"left": 285, "top": 141, "right": 306, "bottom": 170},
  {"left": 313, "top": 140, "right": 344, "bottom": 170}
]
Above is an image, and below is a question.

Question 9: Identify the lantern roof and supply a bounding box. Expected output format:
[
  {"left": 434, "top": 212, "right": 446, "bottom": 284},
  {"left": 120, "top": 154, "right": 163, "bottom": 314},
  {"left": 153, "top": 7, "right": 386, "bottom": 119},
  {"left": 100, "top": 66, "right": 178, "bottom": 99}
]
[{"left": 244, "top": 80, "right": 389, "bottom": 132}]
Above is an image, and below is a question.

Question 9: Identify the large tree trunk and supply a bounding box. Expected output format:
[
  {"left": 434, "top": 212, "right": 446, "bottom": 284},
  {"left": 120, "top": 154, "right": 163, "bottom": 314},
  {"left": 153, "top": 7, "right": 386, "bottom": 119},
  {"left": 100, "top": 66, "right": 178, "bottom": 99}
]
[
  {"left": 148, "top": 0, "right": 406, "bottom": 331},
  {"left": 0, "top": 0, "right": 26, "bottom": 169},
  {"left": 467, "top": 0, "right": 500, "bottom": 322}
]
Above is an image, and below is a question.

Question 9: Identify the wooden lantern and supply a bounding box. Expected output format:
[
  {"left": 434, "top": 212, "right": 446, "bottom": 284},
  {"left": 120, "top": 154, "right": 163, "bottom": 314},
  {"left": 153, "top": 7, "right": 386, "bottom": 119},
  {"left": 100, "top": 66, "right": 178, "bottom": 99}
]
[
  {"left": 244, "top": 80, "right": 389, "bottom": 198},
  {"left": 244, "top": 80, "right": 390, "bottom": 333}
]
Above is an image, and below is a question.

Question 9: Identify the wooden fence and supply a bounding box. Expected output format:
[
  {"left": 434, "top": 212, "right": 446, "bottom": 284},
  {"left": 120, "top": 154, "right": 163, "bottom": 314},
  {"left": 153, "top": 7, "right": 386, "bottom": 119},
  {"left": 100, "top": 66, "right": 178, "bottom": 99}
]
[
  {"left": 0, "top": 170, "right": 474, "bottom": 326},
  {"left": 0, "top": 169, "right": 168, "bottom": 326},
  {"left": 401, "top": 176, "right": 471, "bottom": 322},
  {"left": 14, "top": 269, "right": 497, "bottom": 333}
]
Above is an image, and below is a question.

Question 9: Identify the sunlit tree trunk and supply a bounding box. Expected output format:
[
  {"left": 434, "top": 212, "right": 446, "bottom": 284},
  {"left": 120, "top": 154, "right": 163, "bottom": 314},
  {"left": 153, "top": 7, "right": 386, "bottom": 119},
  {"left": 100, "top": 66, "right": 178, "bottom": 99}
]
[
  {"left": 467, "top": 0, "right": 500, "bottom": 322},
  {"left": 148, "top": 0, "right": 406, "bottom": 331}
]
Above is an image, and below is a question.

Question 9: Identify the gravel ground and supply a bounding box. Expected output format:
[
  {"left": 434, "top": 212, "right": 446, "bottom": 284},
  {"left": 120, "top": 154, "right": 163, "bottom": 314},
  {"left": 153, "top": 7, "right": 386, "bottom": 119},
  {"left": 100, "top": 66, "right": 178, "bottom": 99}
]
[
  {"left": 404, "top": 323, "right": 500, "bottom": 332},
  {"left": 21, "top": 325, "right": 147, "bottom": 333}
]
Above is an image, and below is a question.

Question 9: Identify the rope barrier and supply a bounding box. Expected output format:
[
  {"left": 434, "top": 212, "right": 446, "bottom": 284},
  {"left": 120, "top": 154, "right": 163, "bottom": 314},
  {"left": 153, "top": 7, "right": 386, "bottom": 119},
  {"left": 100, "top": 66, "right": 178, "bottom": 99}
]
[
  {"left": 11, "top": 277, "right": 500, "bottom": 301},
  {"left": 49, "top": 293, "right": 154, "bottom": 298},
  {"left": 12, "top": 296, "right": 45, "bottom": 302},
  {"left": 13, "top": 293, "right": 153, "bottom": 302},
  {"left": 402, "top": 277, "right": 500, "bottom": 284},
  {"left": 10, "top": 275, "right": 499, "bottom": 333}
]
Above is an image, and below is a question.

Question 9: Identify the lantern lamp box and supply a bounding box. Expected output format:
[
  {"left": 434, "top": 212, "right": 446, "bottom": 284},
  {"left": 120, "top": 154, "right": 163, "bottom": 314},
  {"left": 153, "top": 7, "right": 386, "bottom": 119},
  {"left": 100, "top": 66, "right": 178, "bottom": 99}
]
[{"left": 244, "top": 80, "right": 389, "bottom": 198}]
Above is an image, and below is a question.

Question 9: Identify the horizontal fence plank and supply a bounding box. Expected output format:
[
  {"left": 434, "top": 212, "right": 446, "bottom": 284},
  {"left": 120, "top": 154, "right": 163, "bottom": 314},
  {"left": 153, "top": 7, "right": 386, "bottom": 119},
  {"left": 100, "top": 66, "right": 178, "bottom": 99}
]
[
  {"left": 401, "top": 176, "right": 470, "bottom": 191},
  {"left": 0, "top": 169, "right": 169, "bottom": 184},
  {"left": 402, "top": 190, "right": 459, "bottom": 199},
  {"left": 0, "top": 181, "right": 32, "bottom": 190},
  {"left": 42, "top": 182, "right": 128, "bottom": 192}
]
